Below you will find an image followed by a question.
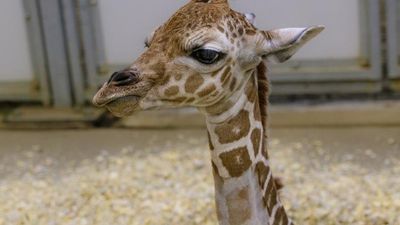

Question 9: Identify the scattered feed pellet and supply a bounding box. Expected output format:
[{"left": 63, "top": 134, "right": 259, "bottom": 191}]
[{"left": 0, "top": 135, "right": 399, "bottom": 225}]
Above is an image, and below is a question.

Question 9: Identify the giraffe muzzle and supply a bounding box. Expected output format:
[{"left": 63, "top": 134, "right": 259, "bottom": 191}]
[{"left": 92, "top": 68, "right": 144, "bottom": 107}]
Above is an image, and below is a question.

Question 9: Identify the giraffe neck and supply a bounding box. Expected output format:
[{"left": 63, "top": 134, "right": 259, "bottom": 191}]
[{"left": 203, "top": 70, "right": 292, "bottom": 225}]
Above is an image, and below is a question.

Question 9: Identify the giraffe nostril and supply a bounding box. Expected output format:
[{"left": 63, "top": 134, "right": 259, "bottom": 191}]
[{"left": 108, "top": 70, "right": 139, "bottom": 86}]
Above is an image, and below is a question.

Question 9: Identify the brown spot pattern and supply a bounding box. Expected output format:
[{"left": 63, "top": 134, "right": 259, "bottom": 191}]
[
  {"left": 185, "top": 75, "right": 204, "bottom": 93},
  {"left": 273, "top": 207, "right": 283, "bottom": 225},
  {"left": 238, "top": 27, "right": 244, "bottom": 36},
  {"left": 246, "top": 29, "right": 257, "bottom": 36},
  {"left": 205, "top": 99, "right": 234, "bottom": 116},
  {"left": 150, "top": 62, "right": 165, "bottom": 75},
  {"left": 219, "top": 146, "right": 252, "bottom": 177},
  {"left": 264, "top": 177, "right": 278, "bottom": 215},
  {"left": 186, "top": 97, "right": 195, "bottom": 103},
  {"left": 226, "top": 187, "right": 251, "bottom": 225},
  {"left": 254, "top": 101, "right": 262, "bottom": 122},
  {"left": 228, "top": 22, "right": 234, "bottom": 32},
  {"left": 198, "top": 84, "right": 216, "bottom": 97},
  {"left": 269, "top": 190, "right": 278, "bottom": 215},
  {"left": 170, "top": 97, "right": 187, "bottom": 103},
  {"left": 214, "top": 110, "right": 250, "bottom": 144},
  {"left": 255, "top": 162, "right": 270, "bottom": 189},
  {"left": 229, "top": 77, "right": 237, "bottom": 91},
  {"left": 158, "top": 75, "right": 170, "bottom": 86},
  {"left": 251, "top": 128, "right": 261, "bottom": 157},
  {"left": 261, "top": 141, "right": 269, "bottom": 159},
  {"left": 281, "top": 208, "right": 289, "bottom": 225},
  {"left": 220, "top": 66, "right": 231, "bottom": 83},
  {"left": 221, "top": 74, "right": 232, "bottom": 89},
  {"left": 212, "top": 67, "right": 223, "bottom": 77},
  {"left": 245, "top": 84, "right": 257, "bottom": 103},
  {"left": 273, "top": 207, "right": 289, "bottom": 225},
  {"left": 164, "top": 86, "right": 179, "bottom": 96}
]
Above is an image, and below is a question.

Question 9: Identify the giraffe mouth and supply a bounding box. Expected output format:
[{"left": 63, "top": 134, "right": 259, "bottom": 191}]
[
  {"left": 92, "top": 78, "right": 155, "bottom": 117},
  {"left": 93, "top": 93, "right": 141, "bottom": 107},
  {"left": 103, "top": 95, "right": 141, "bottom": 117}
]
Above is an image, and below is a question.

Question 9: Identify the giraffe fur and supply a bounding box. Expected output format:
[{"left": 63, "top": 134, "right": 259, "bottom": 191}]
[{"left": 93, "top": 1, "right": 323, "bottom": 224}]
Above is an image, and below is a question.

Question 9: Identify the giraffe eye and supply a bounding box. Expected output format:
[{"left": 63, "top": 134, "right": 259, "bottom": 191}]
[{"left": 191, "top": 49, "right": 224, "bottom": 65}]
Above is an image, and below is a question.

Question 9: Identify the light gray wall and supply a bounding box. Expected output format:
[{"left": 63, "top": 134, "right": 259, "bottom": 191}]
[
  {"left": 396, "top": 0, "right": 399, "bottom": 76},
  {"left": 0, "top": 1, "right": 363, "bottom": 82},
  {"left": 98, "top": 0, "right": 187, "bottom": 65},
  {"left": 98, "top": 0, "right": 360, "bottom": 65},
  {"left": 230, "top": 0, "right": 360, "bottom": 60},
  {"left": 0, "top": 0, "right": 33, "bottom": 81}
]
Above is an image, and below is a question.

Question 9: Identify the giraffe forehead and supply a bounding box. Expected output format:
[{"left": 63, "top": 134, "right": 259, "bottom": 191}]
[
  {"left": 164, "top": 1, "right": 228, "bottom": 30},
  {"left": 151, "top": 3, "right": 253, "bottom": 49},
  {"left": 150, "top": 5, "right": 225, "bottom": 50}
]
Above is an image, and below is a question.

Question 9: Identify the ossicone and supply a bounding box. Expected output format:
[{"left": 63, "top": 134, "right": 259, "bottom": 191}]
[{"left": 192, "top": 0, "right": 228, "bottom": 4}]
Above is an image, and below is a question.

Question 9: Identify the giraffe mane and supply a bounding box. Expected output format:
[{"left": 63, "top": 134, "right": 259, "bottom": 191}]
[
  {"left": 256, "top": 61, "right": 269, "bottom": 139},
  {"left": 257, "top": 61, "right": 286, "bottom": 193},
  {"left": 258, "top": 62, "right": 288, "bottom": 195}
]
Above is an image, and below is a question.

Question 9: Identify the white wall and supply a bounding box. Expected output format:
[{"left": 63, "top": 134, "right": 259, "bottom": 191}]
[
  {"left": 230, "top": 0, "right": 360, "bottom": 60},
  {"left": 0, "top": 0, "right": 33, "bottom": 81},
  {"left": 98, "top": 0, "right": 361, "bottom": 65},
  {"left": 398, "top": 1, "right": 400, "bottom": 57},
  {"left": 98, "top": 0, "right": 187, "bottom": 65}
]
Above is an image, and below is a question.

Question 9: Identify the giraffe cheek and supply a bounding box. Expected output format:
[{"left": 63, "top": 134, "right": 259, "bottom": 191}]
[
  {"left": 185, "top": 74, "right": 204, "bottom": 93},
  {"left": 197, "top": 84, "right": 217, "bottom": 98}
]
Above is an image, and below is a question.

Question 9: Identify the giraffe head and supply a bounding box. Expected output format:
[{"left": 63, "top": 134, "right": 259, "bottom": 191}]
[{"left": 93, "top": 0, "right": 323, "bottom": 117}]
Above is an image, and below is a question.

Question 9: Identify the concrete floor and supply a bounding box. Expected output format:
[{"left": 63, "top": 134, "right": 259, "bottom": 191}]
[{"left": 0, "top": 127, "right": 399, "bottom": 178}]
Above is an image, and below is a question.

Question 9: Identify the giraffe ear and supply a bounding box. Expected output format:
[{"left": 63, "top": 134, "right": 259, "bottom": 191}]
[{"left": 261, "top": 26, "right": 324, "bottom": 63}]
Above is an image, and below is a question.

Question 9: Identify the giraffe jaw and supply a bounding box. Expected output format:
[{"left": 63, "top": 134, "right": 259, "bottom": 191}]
[
  {"left": 93, "top": 90, "right": 142, "bottom": 117},
  {"left": 103, "top": 95, "right": 141, "bottom": 117}
]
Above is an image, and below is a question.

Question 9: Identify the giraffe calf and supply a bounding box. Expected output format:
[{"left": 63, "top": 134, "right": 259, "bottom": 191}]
[{"left": 93, "top": 0, "right": 323, "bottom": 224}]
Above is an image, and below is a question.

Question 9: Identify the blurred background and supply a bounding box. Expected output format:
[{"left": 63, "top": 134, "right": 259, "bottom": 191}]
[{"left": 0, "top": 0, "right": 399, "bottom": 224}]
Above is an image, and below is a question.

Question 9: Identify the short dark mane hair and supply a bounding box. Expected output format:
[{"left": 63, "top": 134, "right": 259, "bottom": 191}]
[{"left": 256, "top": 62, "right": 269, "bottom": 141}]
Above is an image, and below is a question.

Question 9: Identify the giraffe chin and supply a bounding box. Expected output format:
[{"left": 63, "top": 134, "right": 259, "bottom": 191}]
[{"left": 105, "top": 96, "right": 140, "bottom": 117}]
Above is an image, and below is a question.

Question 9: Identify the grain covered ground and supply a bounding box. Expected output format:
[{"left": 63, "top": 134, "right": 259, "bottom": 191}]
[{"left": 0, "top": 128, "right": 399, "bottom": 225}]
